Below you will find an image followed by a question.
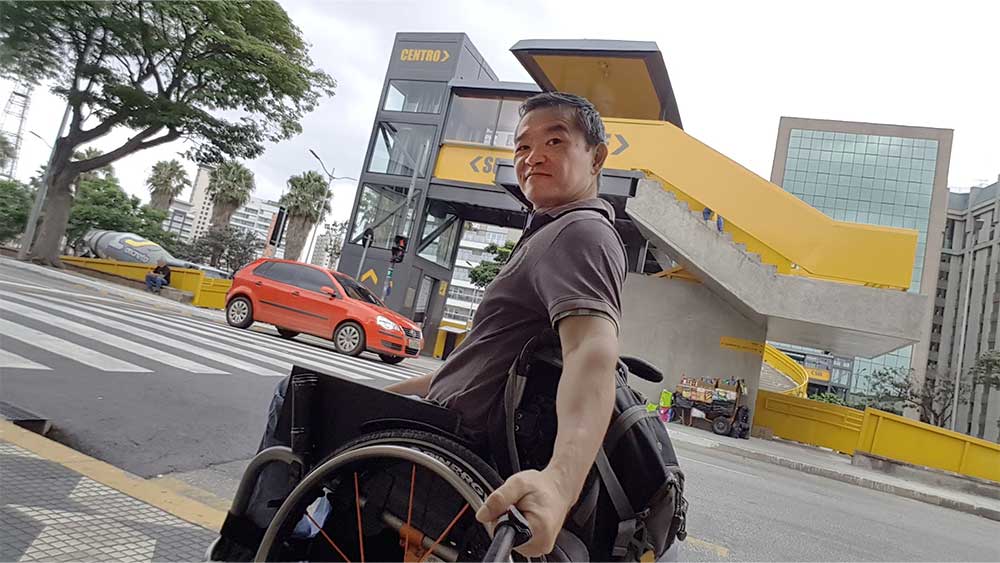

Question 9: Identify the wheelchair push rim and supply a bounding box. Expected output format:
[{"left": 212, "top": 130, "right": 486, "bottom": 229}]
[{"left": 255, "top": 442, "right": 512, "bottom": 563}]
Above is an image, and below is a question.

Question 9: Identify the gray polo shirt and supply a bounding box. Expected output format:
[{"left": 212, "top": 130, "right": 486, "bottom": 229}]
[{"left": 426, "top": 197, "right": 627, "bottom": 443}]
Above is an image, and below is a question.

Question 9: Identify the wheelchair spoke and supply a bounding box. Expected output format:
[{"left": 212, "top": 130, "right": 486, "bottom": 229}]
[
  {"left": 303, "top": 509, "right": 352, "bottom": 563},
  {"left": 418, "top": 502, "right": 469, "bottom": 563},
  {"left": 403, "top": 464, "right": 417, "bottom": 560},
  {"left": 354, "top": 472, "right": 366, "bottom": 563}
]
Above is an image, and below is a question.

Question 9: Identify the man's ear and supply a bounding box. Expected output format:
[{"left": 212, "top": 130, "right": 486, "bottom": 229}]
[{"left": 592, "top": 142, "right": 609, "bottom": 174}]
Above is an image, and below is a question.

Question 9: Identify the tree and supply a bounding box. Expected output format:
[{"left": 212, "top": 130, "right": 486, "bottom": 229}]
[
  {"left": 0, "top": 180, "right": 33, "bottom": 244},
  {"left": 279, "top": 170, "right": 331, "bottom": 262},
  {"left": 146, "top": 159, "right": 190, "bottom": 211},
  {"left": 177, "top": 226, "right": 261, "bottom": 274},
  {"left": 970, "top": 352, "right": 1000, "bottom": 439},
  {"left": 206, "top": 161, "right": 255, "bottom": 236},
  {"left": 322, "top": 220, "right": 349, "bottom": 267},
  {"left": 469, "top": 241, "right": 516, "bottom": 288},
  {"left": 73, "top": 147, "right": 115, "bottom": 183},
  {"left": 0, "top": 1, "right": 336, "bottom": 266},
  {"left": 857, "top": 366, "right": 971, "bottom": 428},
  {"left": 66, "top": 176, "right": 175, "bottom": 251},
  {"left": 0, "top": 135, "right": 13, "bottom": 171}
]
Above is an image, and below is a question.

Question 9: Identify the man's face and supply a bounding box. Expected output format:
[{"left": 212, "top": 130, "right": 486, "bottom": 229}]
[{"left": 514, "top": 106, "right": 608, "bottom": 210}]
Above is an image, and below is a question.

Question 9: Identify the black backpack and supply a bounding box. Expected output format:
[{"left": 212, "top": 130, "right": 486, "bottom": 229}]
[{"left": 488, "top": 330, "right": 688, "bottom": 561}]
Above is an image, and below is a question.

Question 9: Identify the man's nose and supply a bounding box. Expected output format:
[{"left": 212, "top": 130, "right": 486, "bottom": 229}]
[{"left": 524, "top": 146, "right": 546, "bottom": 166}]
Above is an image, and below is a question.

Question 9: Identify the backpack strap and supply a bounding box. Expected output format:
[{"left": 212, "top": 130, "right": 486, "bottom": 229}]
[
  {"left": 604, "top": 404, "right": 659, "bottom": 454},
  {"left": 596, "top": 447, "right": 647, "bottom": 559}
]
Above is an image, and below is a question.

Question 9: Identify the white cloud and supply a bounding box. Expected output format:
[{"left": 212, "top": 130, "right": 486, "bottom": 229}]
[{"left": 2, "top": 0, "right": 997, "bottom": 223}]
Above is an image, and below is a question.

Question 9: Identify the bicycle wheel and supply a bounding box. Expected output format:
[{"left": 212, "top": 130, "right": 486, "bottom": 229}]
[{"left": 256, "top": 429, "right": 511, "bottom": 562}]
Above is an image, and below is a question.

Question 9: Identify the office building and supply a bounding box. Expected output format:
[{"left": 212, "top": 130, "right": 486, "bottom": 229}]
[
  {"left": 930, "top": 175, "right": 1000, "bottom": 440},
  {"left": 188, "top": 166, "right": 215, "bottom": 241},
  {"left": 443, "top": 223, "right": 520, "bottom": 325},
  {"left": 770, "top": 117, "right": 953, "bottom": 395},
  {"left": 163, "top": 199, "right": 194, "bottom": 241}
]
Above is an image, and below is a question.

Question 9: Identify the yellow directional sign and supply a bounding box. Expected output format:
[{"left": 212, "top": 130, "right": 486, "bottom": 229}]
[
  {"left": 719, "top": 336, "right": 765, "bottom": 355},
  {"left": 399, "top": 48, "right": 450, "bottom": 63},
  {"left": 438, "top": 281, "right": 448, "bottom": 296},
  {"left": 360, "top": 269, "right": 379, "bottom": 285}
]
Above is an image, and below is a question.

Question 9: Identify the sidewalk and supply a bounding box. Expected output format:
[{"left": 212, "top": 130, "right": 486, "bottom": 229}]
[
  {"left": 1, "top": 422, "right": 223, "bottom": 562},
  {"left": 666, "top": 422, "right": 1000, "bottom": 522}
]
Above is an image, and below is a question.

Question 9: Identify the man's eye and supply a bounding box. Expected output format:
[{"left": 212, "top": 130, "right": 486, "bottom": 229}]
[
  {"left": 547, "top": 138, "right": 562, "bottom": 145},
  {"left": 516, "top": 145, "right": 529, "bottom": 152}
]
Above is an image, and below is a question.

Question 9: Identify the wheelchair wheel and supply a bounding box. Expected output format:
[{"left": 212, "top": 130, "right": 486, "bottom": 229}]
[{"left": 256, "top": 428, "right": 511, "bottom": 562}]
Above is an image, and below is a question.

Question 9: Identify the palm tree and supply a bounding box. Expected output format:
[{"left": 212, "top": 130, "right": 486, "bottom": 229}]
[
  {"left": 206, "top": 161, "right": 255, "bottom": 232},
  {"left": 0, "top": 135, "right": 13, "bottom": 172},
  {"left": 146, "top": 160, "right": 191, "bottom": 211},
  {"left": 279, "top": 171, "right": 332, "bottom": 262},
  {"left": 72, "top": 147, "right": 115, "bottom": 182}
]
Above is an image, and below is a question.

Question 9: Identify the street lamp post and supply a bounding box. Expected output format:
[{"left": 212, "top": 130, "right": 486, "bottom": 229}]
[{"left": 307, "top": 149, "right": 357, "bottom": 264}]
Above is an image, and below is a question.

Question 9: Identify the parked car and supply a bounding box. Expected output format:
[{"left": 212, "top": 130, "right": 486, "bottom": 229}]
[{"left": 224, "top": 258, "right": 423, "bottom": 364}]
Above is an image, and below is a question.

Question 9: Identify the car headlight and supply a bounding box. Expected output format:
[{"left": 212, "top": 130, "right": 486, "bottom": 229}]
[{"left": 377, "top": 316, "right": 401, "bottom": 332}]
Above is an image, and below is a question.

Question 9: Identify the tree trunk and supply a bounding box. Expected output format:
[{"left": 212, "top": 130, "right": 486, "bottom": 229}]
[
  {"left": 210, "top": 202, "right": 235, "bottom": 231},
  {"left": 28, "top": 168, "right": 76, "bottom": 267},
  {"left": 283, "top": 214, "right": 312, "bottom": 262},
  {"left": 977, "top": 384, "right": 992, "bottom": 438},
  {"left": 150, "top": 192, "right": 173, "bottom": 212}
]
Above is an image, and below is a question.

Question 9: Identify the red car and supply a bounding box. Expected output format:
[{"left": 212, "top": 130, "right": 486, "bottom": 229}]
[{"left": 224, "top": 258, "right": 423, "bottom": 364}]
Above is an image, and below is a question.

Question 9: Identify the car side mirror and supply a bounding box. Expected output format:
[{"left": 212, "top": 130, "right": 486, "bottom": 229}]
[{"left": 320, "top": 286, "right": 338, "bottom": 299}]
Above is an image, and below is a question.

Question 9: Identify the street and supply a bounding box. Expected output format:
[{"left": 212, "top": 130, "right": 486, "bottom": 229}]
[{"left": 1, "top": 264, "right": 999, "bottom": 562}]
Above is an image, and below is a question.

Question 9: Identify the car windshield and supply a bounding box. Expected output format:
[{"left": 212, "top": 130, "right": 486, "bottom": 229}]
[{"left": 333, "top": 272, "right": 385, "bottom": 307}]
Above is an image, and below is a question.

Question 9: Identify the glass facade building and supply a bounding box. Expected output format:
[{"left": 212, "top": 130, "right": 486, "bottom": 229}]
[{"left": 772, "top": 119, "right": 951, "bottom": 394}]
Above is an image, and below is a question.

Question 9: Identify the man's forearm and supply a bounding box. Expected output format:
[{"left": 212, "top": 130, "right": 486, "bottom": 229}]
[
  {"left": 385, "top": 371, "right": 435, "bottom": 397},
  {"left": 545, "top": 330, "right": 617, "bottom": 507}
]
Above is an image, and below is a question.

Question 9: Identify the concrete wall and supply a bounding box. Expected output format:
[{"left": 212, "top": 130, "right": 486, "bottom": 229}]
[{"left": 619, "top": 273, "right": 766, "bottom": 421}]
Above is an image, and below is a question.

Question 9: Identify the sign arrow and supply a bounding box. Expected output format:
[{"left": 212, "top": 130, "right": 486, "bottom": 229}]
[
  {"left": 361, "top": 269, "right": 379, "bottom": 285},
  {"left": 612, "top": 133, "right": 630, "bottom": 156},
  {"left": 469, "top": 155, "right": 482, "bottom": 173},
  {"left": 441, "top": 50, "right": 450, "bottom": 62}
]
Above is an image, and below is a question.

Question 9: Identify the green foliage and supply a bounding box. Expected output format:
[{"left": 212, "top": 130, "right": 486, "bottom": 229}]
[
  {"left": 146, "top": 159, "right": 190, "bottom": 210},
  {"left": 280, "top": 171, "right": 332, "bottom": 223},
  {"left": 468, "top": 241, "right": 516, "bottom": 288},
  {"left": 0, "top": 0, "right": 336, "bottom": 165},
  {"left": 206, "top": 160, "right": 255, "bottom": 228},
  {"left": 175, "top": 226, "right": 261, "bottom": 274},
  {"left": 0, "top": 180, "right": 33, "bottom": 243},
  {"left": 810, "top": 392, "right": 848, "bottom": 407},
  {"left": 72, "top": 147, "right": 115, "bottom": 182},
  {"left": 0, "top": 135, "right": 13, "bottom": 170},
  {"left": 66, "top": 177, "right": 175, "bottom": 249}
]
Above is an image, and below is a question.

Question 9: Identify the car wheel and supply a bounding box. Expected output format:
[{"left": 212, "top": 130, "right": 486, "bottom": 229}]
[
  {"left": 712, "top": 416, "right": 733, "bottom": 436},
  {"left": 378, "top": 354, "right": 405, "bottom": 365},
  {"left": 333, "top": 322, "right": 365, "bottom": 356},
  {"left": 276, "top": 328, "right": 299, "bottom": 340},
  {"left": 226, "top": 297, "right": 254, "bottom": 329}
]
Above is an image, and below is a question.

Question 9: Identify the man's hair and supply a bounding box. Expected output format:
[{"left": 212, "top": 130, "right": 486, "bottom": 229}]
[{"left": 519, "top": 91, "right": 606, "bottom": 148}]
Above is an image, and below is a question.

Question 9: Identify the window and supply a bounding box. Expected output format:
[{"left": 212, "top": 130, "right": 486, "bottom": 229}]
[
  {"left": 369, "top": 122, "right": 435, "bottom": 177},
  {"left": 383, "top": 80, "right": 447, "bottom": 114},
  {"left": 418, "top": 200, "right": 462, "bottom": 267},
  {"left": 351, "top": 184, "right": 413, "bottom": 249},
  {"left": 444, "top": 94, "right": 529, "bottom": 147},
  {"left": 334, "top": 273, "right": 385, "bottom": 306},
  {"left": 260, "top": 262, "right": 299, "bottom": 285},
  {"left": 444, "top": 96, "right": 499, "bottom": 145},
  {"left": 295, "top": 266, "right": 335, "bottom": 294}
]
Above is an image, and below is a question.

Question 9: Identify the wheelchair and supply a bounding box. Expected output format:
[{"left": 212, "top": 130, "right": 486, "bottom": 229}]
[{"left": 208, "top": 355, "right": 680, "bottom": 563}]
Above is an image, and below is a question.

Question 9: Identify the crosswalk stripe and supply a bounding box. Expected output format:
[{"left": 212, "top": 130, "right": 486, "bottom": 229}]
[
  {"left": 114, "top": 305, "right": 413, "bottom": 382},
  {"left": 0, "top": 291, "right": 273, "bottom": 377},
  {"left": 0, "top": 349, "right": 51, "bottom": 370},
  {"left": 79, "top": 302, "right": 375, "bottom": 381},
  {"left": 169, "top": 314, "right": 420, "bottom": 382},
  {"left": 2, "top": 300, "right": 226, "bottom": 375},
  {"left": 0, "top": 318, "right": 150, "bottom": 372}
]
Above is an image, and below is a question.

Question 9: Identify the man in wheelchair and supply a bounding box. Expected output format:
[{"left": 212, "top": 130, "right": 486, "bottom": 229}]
[{"left": 214, "top": 92, "right": 686, "bottom": 562}]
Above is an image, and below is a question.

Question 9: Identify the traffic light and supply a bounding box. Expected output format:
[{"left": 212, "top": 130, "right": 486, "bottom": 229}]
[{"left": 391, "top": 235, "right": 408, "bottom": 263}]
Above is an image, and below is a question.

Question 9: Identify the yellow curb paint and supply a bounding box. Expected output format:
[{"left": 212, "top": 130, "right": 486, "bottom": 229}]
[
  {"left": 684, "top": 536, "right": 731, "bottom": 558},
  {"left": 1, "top": 421, "right": 227, "bottom": 531}
]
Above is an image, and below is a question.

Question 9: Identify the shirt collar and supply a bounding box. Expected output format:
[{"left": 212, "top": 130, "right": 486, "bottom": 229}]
[{"left": 525, "top": 197, "right": 615, "bottom": 233}]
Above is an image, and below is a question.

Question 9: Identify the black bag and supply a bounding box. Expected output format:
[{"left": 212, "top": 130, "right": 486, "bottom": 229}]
[{"left": 489, "top": 331, "right": 688, "bottom": 561}]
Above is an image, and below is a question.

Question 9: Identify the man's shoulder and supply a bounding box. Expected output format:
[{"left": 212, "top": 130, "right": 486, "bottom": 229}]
[{"left": 548, "top": 209, "right": 625, "bottom": 251}]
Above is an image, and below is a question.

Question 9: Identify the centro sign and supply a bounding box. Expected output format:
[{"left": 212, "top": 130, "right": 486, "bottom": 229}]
[{"left": 399, "top": 48, "right": 451, "bottom": 63}]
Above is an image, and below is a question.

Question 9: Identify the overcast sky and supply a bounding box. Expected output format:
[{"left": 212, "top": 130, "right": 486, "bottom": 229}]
[{"left": 2, "top": 0, "right": 997, "bottom": 225}]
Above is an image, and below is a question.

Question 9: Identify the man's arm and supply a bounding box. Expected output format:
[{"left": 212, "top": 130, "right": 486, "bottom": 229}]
[
  {"left": 384, "top": 371, "right": 434, "bottom": 397},
  {"left": 476, "top": 314, "right": 618, "bottom": 556}
]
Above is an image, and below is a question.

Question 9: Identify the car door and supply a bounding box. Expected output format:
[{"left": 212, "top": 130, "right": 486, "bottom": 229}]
[
  {"left": 253, "top": 262, "right": 312, "bottom": 332},
  {"left": 286, "top": 265, "right": 347, "bottom": 337}
]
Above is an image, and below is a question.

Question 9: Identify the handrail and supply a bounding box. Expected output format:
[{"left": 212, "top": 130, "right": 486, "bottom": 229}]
[{"left": 763, "top": 344, "right": 809, "bottom": 398}]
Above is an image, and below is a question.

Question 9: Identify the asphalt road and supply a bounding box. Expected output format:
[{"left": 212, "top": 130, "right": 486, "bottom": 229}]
[
  {"left": 0, "top": 264, "right": 430, "bottom": 481},
  {"left": 3, "top": 263, "right": 998, "bottom": 562}
]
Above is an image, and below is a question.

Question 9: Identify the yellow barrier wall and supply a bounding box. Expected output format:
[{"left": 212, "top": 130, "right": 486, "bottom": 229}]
[
  {"left": 763, "top": 344, "right": 809, "bottom": 398},
  {"left": 61, "top": 256, "right": 230, "bottom": 310},
  {"left": 753, "top": 390, "right": 864, "bottom": 454},
  {"left": 857, "top": 409, "right": 1000, "bottom": 483}
]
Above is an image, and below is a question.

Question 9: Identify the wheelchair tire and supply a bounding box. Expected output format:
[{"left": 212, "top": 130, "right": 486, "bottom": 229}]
[{"left": 255, "top": 428, "right": 508, "bottom": 563}]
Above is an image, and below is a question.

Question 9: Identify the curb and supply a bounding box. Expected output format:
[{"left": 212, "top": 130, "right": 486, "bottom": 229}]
[
  {"left": 0, "top": 256, "right": 222, "bottom": 321},
  {"left": 0, "top": 420, "right": 228, "bottom": 531},
  {"left": 689, "top": 438, "right": 1000, "bottom": 522}
]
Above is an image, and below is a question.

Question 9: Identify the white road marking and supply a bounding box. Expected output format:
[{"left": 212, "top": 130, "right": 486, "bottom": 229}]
[{"left": 0, "top": 318, "right": 149, "bottom": 373}]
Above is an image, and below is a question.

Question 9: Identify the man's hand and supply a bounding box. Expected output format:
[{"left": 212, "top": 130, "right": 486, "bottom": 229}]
[{"left": 475, "top": 469, "right": 574, "bottom": 557}]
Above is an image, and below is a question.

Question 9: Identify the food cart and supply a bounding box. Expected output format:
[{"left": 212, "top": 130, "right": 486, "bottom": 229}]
[{"left": 671, "top": 376, "right": 750, "bottom": 438}]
